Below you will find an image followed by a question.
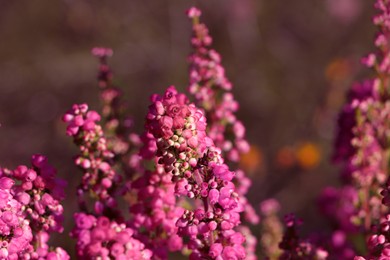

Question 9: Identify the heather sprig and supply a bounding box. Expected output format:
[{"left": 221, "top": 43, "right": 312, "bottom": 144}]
[
  {"left": 143, "top": 86, "right": 246, "bottom": 259},
  {"left": 63, "top": 103, "right": 122, "bottom": 218},
  {"left": 259, "top": 199, "right": 283, "bottom": 259},
  {"left": 329, "top": 0, "right": 390, "bottom": 235},
  {"left": 92, "top": 47, "right": 142, "bottom": 176},
  {"left": 187, "top": 7, "right": 250, "bottom": 163},
  {"left": 92, "top": 47, "right": 130, "bottom": 156},
  {"left": 187, "top": 8, "right": 259, "bottom": 257},
  {"left": 320, "top": 0, "right": 390, "bottom": 258},
  {"left": 63, "top": 103, "right": 159, "bottom": 259}
]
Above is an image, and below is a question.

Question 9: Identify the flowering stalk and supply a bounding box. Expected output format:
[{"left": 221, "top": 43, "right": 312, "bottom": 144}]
[
  {"left": 187, "top": 7, "right": 249, "bottom": 163},
  {"left": 187, "top": 7, "right": 259, "bottom": 259},
  {"left": 321, "top": 79, "right": 386, "bottom": 257},
  {"left": 144, "top": 86, "right": 246, "bottom": 259},
  {"left": 336, "top": 0, "right": 390, "bottom": 231},
  {"left": 259, "top": 199, "right": 283, "bottom": 259},
  {"left": 320, "top": 0, "right": 390, "bottom": 258},
  {"left": 64, "top": 103, "right": 155, "bottom": 259},
  {"left": 92, "top": 47, "right": 128, "bottom": 150},
  {"left": 92, "top": 47, "right": 142, "bottom": 176},
  {"left": 63, "top": 104, "right": 122, "bottom": 218},
  {"left": 85, "top": 55, "right": 183, "bottom": 258}
]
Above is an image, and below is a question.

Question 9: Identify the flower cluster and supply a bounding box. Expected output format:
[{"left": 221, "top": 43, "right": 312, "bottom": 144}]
[
  {"left": 129, "top": 163, "right": 184, "bottom": 259},
  {"left": 278, "top": 214, "right": 328, "bottom": 260},
  {"left": 63, "top": 103, "right": 122, "bottom": 218},
  {"left": 355, "top": 214, "right": 390, "bottom": 259},
  {"left": 0, "top": 155, "right": 68, "bottom": 259},
  {"left": 0, "top": 172, "right": 33, "bottom": 259},
  {"left": 356, "top": 179, "right": 390, "bottom": 259},
  {"left": 63, "top": 103, "right": 159, "bottom": 259},
  {"left": 71, "top": 213, "right": 152, "bottom": 259},
  {"left": 144, "top": 86, "right": 246, "bottom": 259},
  {"left": 64, "top": 104, "right": 150, "bottom": 258},
  {"left": 318, "top": 186, "right": 359, "bottom": 232}
]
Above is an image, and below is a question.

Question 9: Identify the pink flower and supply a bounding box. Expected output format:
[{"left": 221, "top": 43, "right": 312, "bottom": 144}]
[
  {"left": 168, "top": 235, "right": 183, "bottom": 251},
  {"left": 209, "top": 189, "right": 219, "bottom": 205},
  {"left": 159, "top": 116, "right": 174, "bottom": 138},
  {"left": 213, "top": 164, "right": 234, "bottom": 181},
  {"left": 187, "top": 136, "right": 199, "bottom": 148},
  {"left": 74, "top": 213, "right": 95, "bottom": 230},
  {"left": 0, "top": 177, "right": 14, "bottom": 189},
  {"left": 209, "top": 243, "right": 223, "bottom": 258}
]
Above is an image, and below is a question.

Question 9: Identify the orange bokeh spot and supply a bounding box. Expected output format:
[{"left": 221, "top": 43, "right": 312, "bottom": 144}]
[
  {"left": 275, "top": 146, "right": 296, "bottom": 169},
  {"left": 296, "top": 142, "right": 321, "bottom": 170},
  {"left": 239, "top": 145, "right": 263, "bottom": 174},
  {"left": 325, "top": 58, "right": 352, "bottom": 83}
]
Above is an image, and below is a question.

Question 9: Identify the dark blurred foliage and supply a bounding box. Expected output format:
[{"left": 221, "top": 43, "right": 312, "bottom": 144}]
[{"left": 0, "top": 0, "right": 376, "bottom": 256}]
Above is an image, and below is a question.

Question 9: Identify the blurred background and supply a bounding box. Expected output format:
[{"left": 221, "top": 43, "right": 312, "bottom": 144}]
[{"left": 0, "top": 0, "right": 376, "bottom": 256}]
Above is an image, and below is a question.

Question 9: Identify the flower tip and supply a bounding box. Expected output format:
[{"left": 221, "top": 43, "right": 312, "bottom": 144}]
[
  {"left": 91, "top": 47, "right": 113, "bottom": 58},
  {"left": 186, "top": 7, "right": 201, "bottom": 19},
  {"left": 361, "top": 53, "right": 376, "bottom": 67},
  {"left": 31, "top": 154, "right": 48, "bottom": 168},
  {"left": 62, "top": 113, "right": 73, "bottom": 123}
]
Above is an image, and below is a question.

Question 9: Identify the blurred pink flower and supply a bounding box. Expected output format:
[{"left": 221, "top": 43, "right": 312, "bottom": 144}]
[{"left": 325, "top": 0, "right": 363, "bottom": 24}]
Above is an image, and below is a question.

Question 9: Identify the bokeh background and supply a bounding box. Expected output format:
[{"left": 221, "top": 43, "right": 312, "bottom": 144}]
[{"left": 0, "top": 0, "right": 376, "bottom": 257}]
